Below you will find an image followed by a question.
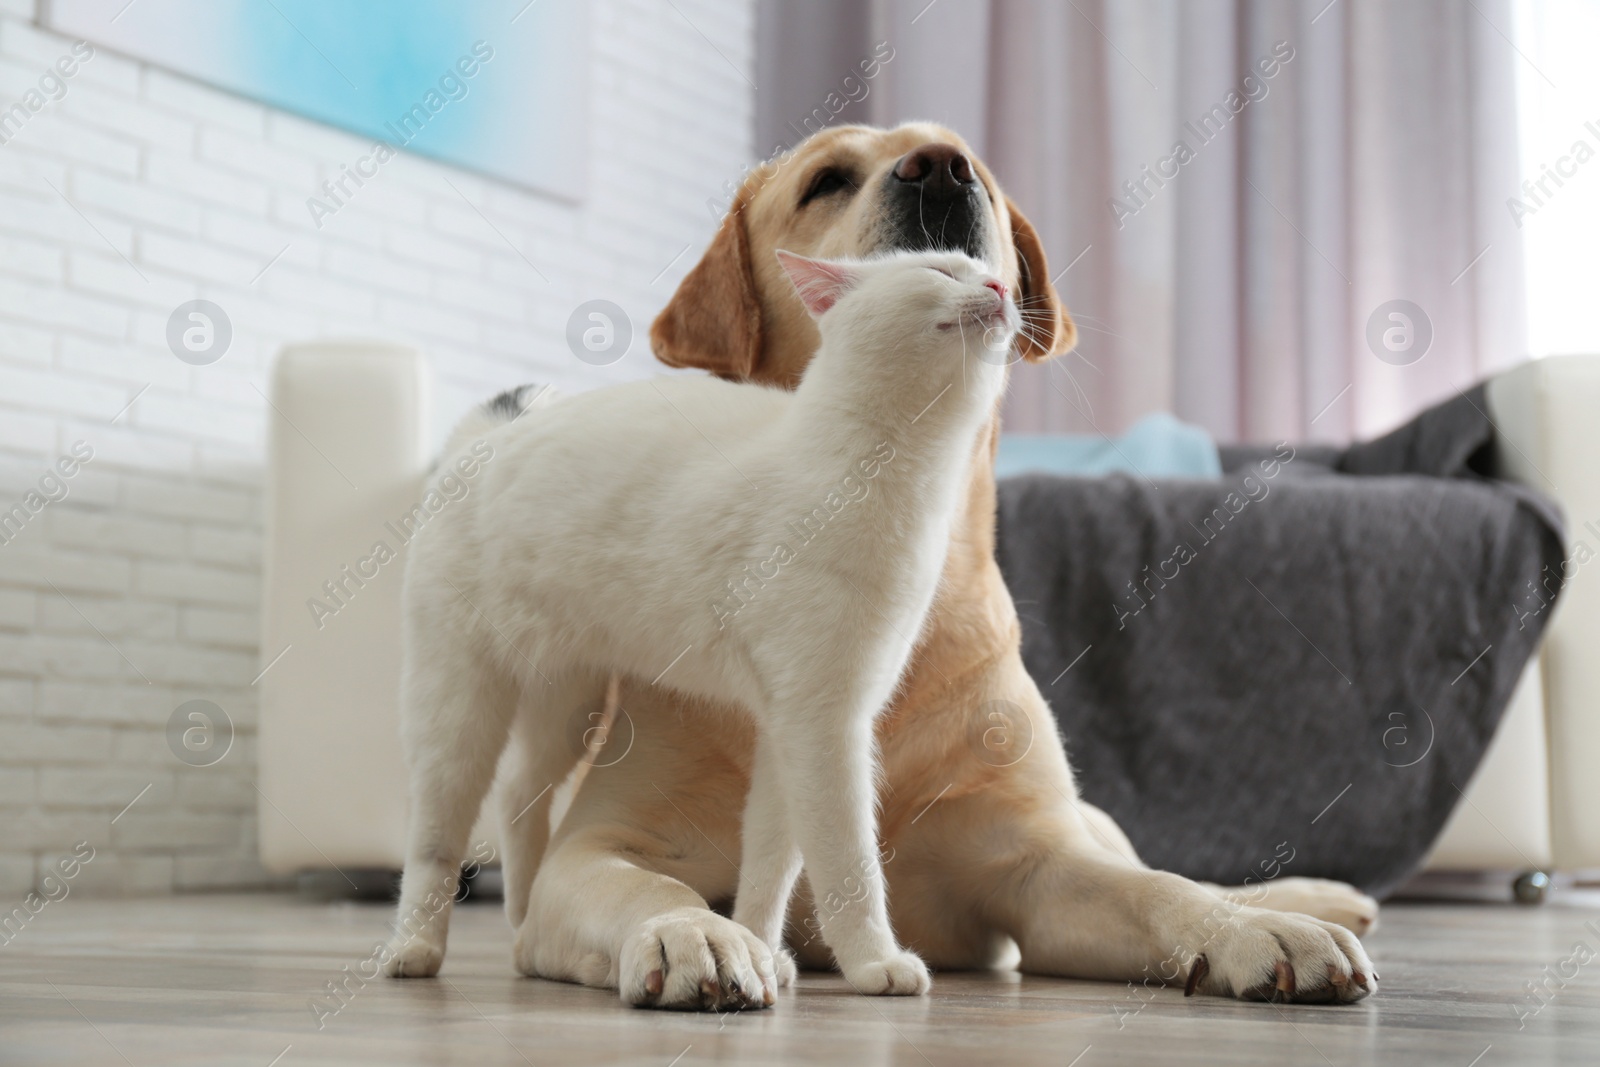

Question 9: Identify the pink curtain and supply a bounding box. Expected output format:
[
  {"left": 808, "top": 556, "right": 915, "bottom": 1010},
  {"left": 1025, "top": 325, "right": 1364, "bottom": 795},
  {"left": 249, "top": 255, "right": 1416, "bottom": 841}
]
[{"left": 755, "top": 0, "right": 1527, "bottom": 443}]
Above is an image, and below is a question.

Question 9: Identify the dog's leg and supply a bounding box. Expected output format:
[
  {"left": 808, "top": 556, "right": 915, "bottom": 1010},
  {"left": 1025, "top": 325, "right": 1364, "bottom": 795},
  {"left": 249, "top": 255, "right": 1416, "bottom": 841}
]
[
  {"left": 519, "top": 825, "right": 790, "bottom": 1011},
  {"left": 1202, "top": 877, "right": 1379, "bottom": 936},
  {"left": 498, "top": 674, "right": 603, "bottom": 929},
  {"left": 730, "top": 733, "right": 804, "bottom": 956},
  {"left": 1075, "top": 798, "right": 1378, "bottom": 936},
  {"left": 385, "top": 648, "right": 518, "bottom": 978},
  {"left": 1071, "top": 797, "right": 1148, "bottom": 865},
  {"left": 1003, "top": 822, "right": 1376, "bottom": 1003},
  {"left": 517, "top": 680, "right": 794, "bottom": 1012},
  {"left": 923, "top": 732, "right": 1376, "bottom": 1002},
  {"left": 763, "top": 681, "right": 930, "bottom": 996}
]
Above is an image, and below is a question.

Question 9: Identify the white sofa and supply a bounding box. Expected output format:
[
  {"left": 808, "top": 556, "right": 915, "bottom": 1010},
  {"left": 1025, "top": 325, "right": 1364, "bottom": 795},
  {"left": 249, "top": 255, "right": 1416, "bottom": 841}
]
[
  {"left": 1421, "top": 357, "right": 1600, "bottom": 891},
  {"left": 258, "top": 346, "right": 1600, "bottom": 894}
]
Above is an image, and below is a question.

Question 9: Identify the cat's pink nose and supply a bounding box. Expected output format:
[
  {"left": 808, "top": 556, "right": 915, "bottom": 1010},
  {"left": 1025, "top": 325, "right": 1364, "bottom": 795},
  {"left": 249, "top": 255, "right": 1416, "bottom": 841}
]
[{"left": 985, "top": 280, "right": 1008, "bottom": 301}]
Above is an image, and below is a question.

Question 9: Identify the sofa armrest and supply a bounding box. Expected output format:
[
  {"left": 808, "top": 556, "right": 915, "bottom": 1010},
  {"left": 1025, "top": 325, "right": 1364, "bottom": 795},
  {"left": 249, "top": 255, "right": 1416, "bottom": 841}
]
[
  {"left": 1486, "top": 355, "right": 1600, "bottom": 871},
  {"left": 259, "top": 341, "right": 430, "bottom": 873}
]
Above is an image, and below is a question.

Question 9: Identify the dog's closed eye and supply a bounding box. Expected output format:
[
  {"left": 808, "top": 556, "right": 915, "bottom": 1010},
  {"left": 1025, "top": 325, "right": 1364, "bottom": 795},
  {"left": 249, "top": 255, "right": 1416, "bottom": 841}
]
[{"left": 800, "top": 168, "right": 856, "bottom": 206}]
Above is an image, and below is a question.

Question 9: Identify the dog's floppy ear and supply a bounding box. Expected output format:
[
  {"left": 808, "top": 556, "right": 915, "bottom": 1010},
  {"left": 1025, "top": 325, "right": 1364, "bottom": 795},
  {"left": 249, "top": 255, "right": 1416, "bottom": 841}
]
[
  {"left": 1007, "top": 194, "right": 1076, "bottom": 361},
  {"left": 651, "top": 190, "right": 763, "bottom": 380}
]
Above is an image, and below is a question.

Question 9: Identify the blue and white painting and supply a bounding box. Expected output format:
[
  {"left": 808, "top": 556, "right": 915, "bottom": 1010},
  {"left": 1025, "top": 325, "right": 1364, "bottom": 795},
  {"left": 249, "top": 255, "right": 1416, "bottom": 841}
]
[{"left": 42, "top": 0, "right": 587, "bottom": 200}]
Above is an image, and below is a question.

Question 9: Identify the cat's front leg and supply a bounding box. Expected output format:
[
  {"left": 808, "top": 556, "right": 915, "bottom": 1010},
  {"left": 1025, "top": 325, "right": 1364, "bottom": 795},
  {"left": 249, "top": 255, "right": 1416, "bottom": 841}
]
[
  {"left": 731, "top": 734, "right": 805, "bottom": 957},
  {"left": 765, "top": 685, "right": 931, "bottom": 996}
]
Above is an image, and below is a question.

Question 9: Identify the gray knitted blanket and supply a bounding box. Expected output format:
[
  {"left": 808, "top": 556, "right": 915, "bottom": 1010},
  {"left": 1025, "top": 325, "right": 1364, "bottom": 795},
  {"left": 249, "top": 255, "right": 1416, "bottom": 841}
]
[{"left": 995, "top": 387, "right": 1565, "bottom": 895}]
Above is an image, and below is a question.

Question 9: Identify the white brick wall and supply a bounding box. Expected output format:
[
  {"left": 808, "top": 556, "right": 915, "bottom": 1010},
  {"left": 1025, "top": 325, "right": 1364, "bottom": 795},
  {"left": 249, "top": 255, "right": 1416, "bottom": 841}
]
[{"left": 0, "top": 0, "right": 755, "bottom": 895}]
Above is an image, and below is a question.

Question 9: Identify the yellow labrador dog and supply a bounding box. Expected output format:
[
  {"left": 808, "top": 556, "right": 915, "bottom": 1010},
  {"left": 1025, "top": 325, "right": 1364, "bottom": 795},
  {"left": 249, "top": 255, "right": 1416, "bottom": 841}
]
[{"left": 478, "top": 123, "right": 1378, "bottom": 1010}]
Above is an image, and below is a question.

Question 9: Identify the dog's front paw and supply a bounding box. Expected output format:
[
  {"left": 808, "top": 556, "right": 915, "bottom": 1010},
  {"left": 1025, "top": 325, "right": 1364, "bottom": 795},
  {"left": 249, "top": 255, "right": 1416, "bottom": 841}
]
[
  {"left": 384, "top": 936, "right": 443, "bottom": 978},
  {"left": 842, "top": 949, "right": 932, "bottom": 996},
  {"left": 619, "top": 907, "right": 782, "bottom": 1012},
  {"left": 1185, "top": 908, "right": 1374, "bottom": 1004},
  {"left": 1244, "top": 877, "right": 1380, "bottom": 936}
]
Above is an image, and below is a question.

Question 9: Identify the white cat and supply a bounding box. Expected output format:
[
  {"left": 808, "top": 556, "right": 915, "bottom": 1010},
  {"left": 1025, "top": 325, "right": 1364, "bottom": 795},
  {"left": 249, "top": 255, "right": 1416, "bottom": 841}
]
[{"left": 384, "top": 249, "right": 1017, "bottom": 1003}]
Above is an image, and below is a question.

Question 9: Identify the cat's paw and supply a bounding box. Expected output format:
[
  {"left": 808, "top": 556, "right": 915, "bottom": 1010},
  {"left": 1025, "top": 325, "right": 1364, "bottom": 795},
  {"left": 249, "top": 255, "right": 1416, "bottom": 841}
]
[
  {"left": 773, "top": 946, "right": 798, "bottom": 988},
  {"left": 383, "top": 936, "right": 443, "bottom": 978},
  {"left": 842, "top": 949, "right": 932, "bottom": 996}
]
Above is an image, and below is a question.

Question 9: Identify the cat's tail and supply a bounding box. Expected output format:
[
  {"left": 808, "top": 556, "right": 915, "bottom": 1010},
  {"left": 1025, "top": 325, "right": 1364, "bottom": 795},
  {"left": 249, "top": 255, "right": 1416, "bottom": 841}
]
[{"left": 439, "top": 382, "right": 559, "bottom": 464}]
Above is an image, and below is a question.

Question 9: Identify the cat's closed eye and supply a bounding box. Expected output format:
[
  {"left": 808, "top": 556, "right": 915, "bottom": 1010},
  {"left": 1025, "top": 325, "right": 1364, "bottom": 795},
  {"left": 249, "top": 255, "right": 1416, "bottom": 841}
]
[{"left": 927, "top": 266, "right": 954, "bottom": 278}]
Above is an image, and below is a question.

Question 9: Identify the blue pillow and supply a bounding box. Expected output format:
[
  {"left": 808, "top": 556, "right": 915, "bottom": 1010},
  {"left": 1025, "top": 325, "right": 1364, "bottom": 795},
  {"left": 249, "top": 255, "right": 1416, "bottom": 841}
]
[{"left": 996, "top": 412, "right": 1221, "bottom": 480}]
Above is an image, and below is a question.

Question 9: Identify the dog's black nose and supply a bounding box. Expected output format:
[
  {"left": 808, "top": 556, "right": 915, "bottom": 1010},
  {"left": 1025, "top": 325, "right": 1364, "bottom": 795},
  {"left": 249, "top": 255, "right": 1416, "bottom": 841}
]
[
  {"left": 880, "top": 142, "right": 988, "bottom": 258},
  {"left": 892, "top": 143, "right": 974, "bottom": 197}
]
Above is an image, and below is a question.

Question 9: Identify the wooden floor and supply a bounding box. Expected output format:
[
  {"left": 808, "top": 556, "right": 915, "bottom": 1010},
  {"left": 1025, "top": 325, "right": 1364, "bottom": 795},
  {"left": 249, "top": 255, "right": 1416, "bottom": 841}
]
[{"left": 4, "top": 890, "right": 1599, "bottom": 1066}]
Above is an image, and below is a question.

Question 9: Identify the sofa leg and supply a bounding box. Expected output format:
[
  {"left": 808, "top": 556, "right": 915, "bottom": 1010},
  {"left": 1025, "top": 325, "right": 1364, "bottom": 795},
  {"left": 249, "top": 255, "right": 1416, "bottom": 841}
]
[{"left": 1512, "top": 869, "right": 1552, "bottom": 904}]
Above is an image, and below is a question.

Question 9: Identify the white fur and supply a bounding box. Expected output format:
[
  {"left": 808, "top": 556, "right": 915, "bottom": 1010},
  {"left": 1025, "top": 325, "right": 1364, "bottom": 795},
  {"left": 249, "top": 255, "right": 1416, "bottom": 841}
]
[{"left": 384, "top": 250, "right": 1017, "bottom": 999}]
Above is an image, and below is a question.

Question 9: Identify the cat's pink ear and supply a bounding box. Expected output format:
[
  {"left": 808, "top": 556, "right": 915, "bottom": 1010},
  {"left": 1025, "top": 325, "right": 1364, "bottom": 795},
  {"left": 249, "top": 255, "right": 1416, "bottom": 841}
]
[{"left": 774, "top": 250, "right": 860, "bottom": 317}]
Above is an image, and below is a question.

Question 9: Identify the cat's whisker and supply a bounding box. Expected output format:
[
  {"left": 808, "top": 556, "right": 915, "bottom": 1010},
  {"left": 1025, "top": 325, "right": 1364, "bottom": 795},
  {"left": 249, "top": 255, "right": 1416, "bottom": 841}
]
[
  {"left": 1049, "top": 357, "right": 1097, "bottom": 423},
  {"left": 1013, "top": 320, "right": 1052, "bottom": 353},
  {"left": 956, "top": 309, "right": 970, "bottom": 393},
  {"left": 1069, "top": 321, "right": 1131, "bottom": 345},
  {"left": 1059, "top": 310, "right": 1125, "bottom": 335},
  {"left": 1061, "top": 310, "right": 1116, "bottom": 328},
  {"left": 1013, "top": 316, "right": 1048, "bottom": 342}
]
